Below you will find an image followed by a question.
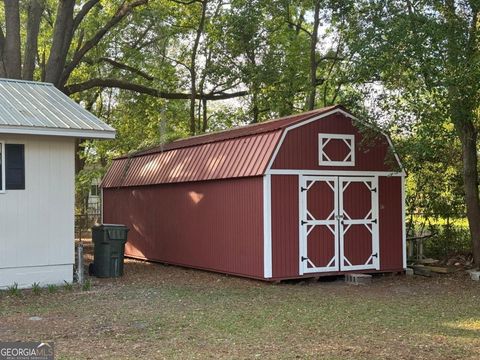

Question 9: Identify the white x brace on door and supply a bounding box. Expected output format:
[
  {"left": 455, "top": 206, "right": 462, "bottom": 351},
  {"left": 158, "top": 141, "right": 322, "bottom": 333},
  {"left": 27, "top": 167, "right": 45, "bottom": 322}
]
[{"left": 299, "top": 176, "right": 379, "bottom": 275}]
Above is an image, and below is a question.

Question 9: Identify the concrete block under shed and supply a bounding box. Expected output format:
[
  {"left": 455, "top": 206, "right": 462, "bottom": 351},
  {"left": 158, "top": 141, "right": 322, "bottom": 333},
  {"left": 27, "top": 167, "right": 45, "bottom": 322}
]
[
  {"left": 405, "top": 268, "right": 414, "bottom": 276},
  {"left": 345, "top": 273, "right": 372, "bottom": 285}
]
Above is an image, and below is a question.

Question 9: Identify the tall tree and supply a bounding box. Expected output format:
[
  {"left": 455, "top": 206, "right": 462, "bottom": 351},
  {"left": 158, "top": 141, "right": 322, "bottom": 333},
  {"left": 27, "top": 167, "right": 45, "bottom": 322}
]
[
  {"left": 3, "top": 0, "right": 21, "bottom": 78},
  {"left": 341, "top": 0, "right": 480, "bottom": 265},
  {"left": 188, "top": 0, "right": 208, "bottom": 135},
  {"left": 23, "top": 0, "right": 44, "bottom": 80},
  {"left": 306, "top": 0, "right": 321, "bottom": 110},
  {"left": 0, "top": 0, "right": 149, "bottom": 87}
]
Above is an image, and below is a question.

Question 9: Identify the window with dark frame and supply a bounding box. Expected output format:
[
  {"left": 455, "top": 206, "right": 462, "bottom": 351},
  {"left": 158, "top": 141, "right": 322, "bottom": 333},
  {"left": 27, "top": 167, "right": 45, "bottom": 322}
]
[{"left": 0, "top": 143, "right": 25, "bottom": 191}]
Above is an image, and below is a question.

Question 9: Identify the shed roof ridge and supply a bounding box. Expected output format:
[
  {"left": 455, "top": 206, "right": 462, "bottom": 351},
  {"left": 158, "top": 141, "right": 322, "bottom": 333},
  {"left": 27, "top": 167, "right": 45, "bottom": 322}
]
[
  {"left": 172, "top": 107, "right": 330, "bottom": 141},
  {"left": 121, "top": 127, "right": 282, "bottom": 159},
  {"left": 0, "top": 77, "right": 54, "bottom": 86},
  {"left": 118, "top": 105, "right": 341, "bottom": 159}
]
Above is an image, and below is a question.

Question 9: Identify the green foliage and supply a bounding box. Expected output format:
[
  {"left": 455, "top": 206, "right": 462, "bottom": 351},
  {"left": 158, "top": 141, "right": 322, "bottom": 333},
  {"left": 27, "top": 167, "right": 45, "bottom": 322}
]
[
  {"left": 32, "top": 282, "right": 42, "bottom": 296},
  {"left": 7, "top": 283, "right": 20, "bottom": 297},
  {"left": 47, "top": 284, "right": 58, "bottom": 294},
  {"left": 82, "top": 279, "right": 92, "bottom": 292},
  {"left": 423, "top": 224, "right": 471, "bottom": 260},
  {"left": 75, "top": 165, "right": 104, "bottom": 216},
  {"left": 63, "top": 281, "right": 74, "bottom": 291},
  {"left": 330, "top": 0, "right": 478, "bottom": 257},
  {"left": 72, "top": 0, "right": 355, "bottom": 178},
  {"left": 399, "top": 118, "right": 464, "bottom": 222}
]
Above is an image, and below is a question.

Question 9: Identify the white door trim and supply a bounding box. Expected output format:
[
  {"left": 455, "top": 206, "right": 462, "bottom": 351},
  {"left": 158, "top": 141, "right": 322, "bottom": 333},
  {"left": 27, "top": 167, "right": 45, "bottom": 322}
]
[
  {"left": 299, "top": 175, "right": 380, "bottom": 275},
  {"left": 267, "top": 169, "right": 404, "bottom": 177},
  {"left": 263, "top": 174, "right": 272, "bottom": 278},
  {"left": 401, "top": 175, "right": 406, "bottom": 269},
  {"left": 298, "top": 175, "right": 304, "bottom": 276}
]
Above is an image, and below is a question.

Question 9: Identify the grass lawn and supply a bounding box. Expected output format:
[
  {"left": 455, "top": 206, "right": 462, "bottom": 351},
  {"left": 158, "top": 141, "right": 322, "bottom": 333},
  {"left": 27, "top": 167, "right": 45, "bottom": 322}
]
[{"left": 1, "top": 256, "right": 480, "bottom": 359}]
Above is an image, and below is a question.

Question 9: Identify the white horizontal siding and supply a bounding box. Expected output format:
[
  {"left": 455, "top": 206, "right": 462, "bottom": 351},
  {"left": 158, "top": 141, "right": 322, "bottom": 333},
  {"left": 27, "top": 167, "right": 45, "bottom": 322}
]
[
  {"left": 0, "top": 135, "right": 75, "bottom": 288},
  {"left": 0, "top": 265, "right": 72, "bottom": 289}
]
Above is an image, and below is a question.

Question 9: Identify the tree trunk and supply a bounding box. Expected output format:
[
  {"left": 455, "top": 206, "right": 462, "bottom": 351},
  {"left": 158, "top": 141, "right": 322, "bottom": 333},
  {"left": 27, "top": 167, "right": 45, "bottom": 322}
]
[
  {"left": 306, "top": 0, "right": 320, "bottom": 110},
  {"left": 4, "top": 0, "right": 22, "bottom": 79},
  {"left": 23, "top": 0, "right": 45, "bottom": 80},
  {"left": 459, "top": 121, "right": 480, "bottom": 265},
  {"left": 443, "top": 0, "right": 480, "bottom": 266},
  {"left": 0, "top": 27, "right": 7, "bottom": 77},
  {"left": 201, "top": 98, "right": 208, "bottom": 132},
  {"left": 74, "top": 139, "right": 86, "bottom": 175},
  {"left": 189, "top": 77, "right": 197, "bottom": 135},
  {"left": 59, "top": 0, "right": 148, "bottom": 89},
  {"left": 45, "top": 0, "right": 75, "bottom": 86},
  {"left": 189, "top": 0, "right": 208, "bottom": 135},
  {"left": 251, "top": 91, "right": 259, "bottom": 123}
]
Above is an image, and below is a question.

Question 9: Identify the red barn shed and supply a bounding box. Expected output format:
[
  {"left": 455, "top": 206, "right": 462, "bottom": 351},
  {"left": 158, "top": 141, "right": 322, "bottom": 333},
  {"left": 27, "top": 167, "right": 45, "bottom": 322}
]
[{"left": 101, "top": 105, "right": 406, "bottom": 281}]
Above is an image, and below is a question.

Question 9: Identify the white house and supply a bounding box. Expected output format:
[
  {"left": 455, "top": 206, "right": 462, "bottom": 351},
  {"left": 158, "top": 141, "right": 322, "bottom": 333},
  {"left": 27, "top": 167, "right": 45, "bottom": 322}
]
[{"left": 0, "top": 79, "right": 115, "bottom": 289}]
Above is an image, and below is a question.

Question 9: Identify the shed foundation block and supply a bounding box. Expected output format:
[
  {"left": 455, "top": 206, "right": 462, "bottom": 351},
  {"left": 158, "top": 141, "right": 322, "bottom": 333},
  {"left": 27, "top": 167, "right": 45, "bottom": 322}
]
[{"left": 345, "top": 273, "right": 372, "bottom": 285}]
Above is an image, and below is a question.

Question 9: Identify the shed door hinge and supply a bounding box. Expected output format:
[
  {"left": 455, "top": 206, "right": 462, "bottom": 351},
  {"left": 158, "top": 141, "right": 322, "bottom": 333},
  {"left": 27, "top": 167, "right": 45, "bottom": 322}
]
[
  {"left": 301, "top": 256, "right": 308, "bottom": 262},
  {"left": 370, "top": 187, "right": 377, "bottom": 193},
  {"left": 300, "top": 187, "right": 308, "bottom": 192},
  {"left": 372, "top": 253, "right": 378, "bottom": 258},
  {"left": 301, "top": 220, "right": 307, "bottom": 226},
  {"left": 371, "top": 219, "right": 377, "bottom": 224}
]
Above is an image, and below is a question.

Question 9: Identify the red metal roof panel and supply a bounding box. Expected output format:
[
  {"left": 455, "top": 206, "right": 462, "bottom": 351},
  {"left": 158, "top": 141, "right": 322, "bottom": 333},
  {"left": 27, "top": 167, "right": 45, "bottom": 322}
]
[
  {"left": 102, "top": 130, "right": 283, "bottom": 187},
  {"left": 101, "top": 106, "right": 346, "bottom": 188}
]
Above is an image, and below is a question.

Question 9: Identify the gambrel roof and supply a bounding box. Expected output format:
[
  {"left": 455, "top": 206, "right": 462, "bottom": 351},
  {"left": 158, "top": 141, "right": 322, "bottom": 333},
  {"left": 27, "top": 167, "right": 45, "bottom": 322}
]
[{"left": 102, "top": 105, "right": 403, "bottom": 188}]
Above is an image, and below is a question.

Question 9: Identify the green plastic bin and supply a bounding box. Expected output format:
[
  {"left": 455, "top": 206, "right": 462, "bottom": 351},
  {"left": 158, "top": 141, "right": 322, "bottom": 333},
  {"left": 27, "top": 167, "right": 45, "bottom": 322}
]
[{"left": 91, "top": 224, "right": 129, "bottom": 278}]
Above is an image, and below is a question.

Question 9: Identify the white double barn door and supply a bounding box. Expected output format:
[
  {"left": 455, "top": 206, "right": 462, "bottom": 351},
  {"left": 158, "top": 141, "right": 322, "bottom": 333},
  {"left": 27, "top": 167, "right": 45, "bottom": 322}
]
[{"left": 299, "top": 175, "right": 380, "bottom": 274}]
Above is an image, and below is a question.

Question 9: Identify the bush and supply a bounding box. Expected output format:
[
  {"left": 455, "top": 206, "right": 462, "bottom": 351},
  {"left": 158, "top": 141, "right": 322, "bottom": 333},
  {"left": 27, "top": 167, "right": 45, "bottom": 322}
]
[{"left": 422, "top": 223, "right": 471, "bottom": 259}]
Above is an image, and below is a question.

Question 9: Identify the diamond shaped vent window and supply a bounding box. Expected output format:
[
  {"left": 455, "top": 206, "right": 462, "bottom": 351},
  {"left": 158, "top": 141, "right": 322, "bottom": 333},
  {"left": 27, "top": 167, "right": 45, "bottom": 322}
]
[{"left": 318, "top": 134, "right": 355, "bottom": 166}]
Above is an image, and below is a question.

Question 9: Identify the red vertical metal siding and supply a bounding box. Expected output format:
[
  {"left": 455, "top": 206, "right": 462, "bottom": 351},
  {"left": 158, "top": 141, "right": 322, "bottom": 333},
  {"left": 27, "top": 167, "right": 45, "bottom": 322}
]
[
  {"left": 271, "top": 175, "right": 300, "bottom": 278},
  {"left": 103, "top": 177, "right": 265, "bottom": 279},
  {"left": 378, "top": 176, "right": 403, "bottom": 270},
  {"left": 272, "top": 113, "right": 396, "bottom": 172}
]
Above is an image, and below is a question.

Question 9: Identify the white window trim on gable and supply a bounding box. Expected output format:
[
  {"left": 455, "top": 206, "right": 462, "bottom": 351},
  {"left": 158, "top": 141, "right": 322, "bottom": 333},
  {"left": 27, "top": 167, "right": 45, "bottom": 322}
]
[
  {"left": 0, "top": 140, "right": 5, "bottom": 193},
  {"left": 318, "top": 133, "right": 355, "bottom": 167}
]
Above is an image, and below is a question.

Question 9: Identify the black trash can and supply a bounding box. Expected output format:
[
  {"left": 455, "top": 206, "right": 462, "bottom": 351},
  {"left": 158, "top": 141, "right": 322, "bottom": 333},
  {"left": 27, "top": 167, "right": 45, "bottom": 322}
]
[{"left": 91, "top": 224, "right": 129, "bottom": 278}]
